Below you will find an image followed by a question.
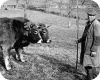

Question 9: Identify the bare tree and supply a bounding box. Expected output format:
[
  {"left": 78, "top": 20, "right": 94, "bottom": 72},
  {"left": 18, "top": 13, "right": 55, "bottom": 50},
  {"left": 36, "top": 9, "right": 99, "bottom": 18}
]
[
  {"left": 80, "top": 0, "right": 86, "bottom": 5},
  {"left": 44, "top": 0, "right": 48, "bottom": 11},
  {"left": 26, "top": 0, "right": 30, "bottom": 5},
  {"left": 67, "top": 0, "right": 75, "bottom": 28},
  {"left": 16, "top": 0, "right": 19, "bottom": 4},
  {"left": 16, "top": 0, "right": 19, "bottom": 8},
  {"left": 59, "top": 0, "right": 62, "bottom": 15},
  {"left": 24, "top": 0, "right": 28, "bottom": 19},
  {"left": 67, "top": 0, "right": 75, "bottom": 17},
  {"left": 80, "top": 0, "right": 99, "bottom": 9}
]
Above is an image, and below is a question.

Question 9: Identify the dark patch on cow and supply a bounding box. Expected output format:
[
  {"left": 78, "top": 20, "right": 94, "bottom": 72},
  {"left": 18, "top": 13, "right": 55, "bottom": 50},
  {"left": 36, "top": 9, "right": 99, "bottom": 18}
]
[
  {"left": 12, "top": 19, "right": 26, "bottom": 40},
  {"left": 0, "top": 17, "right": 42, "bottom": 70},
  {"left": 12, "top": 17, "right": 42, "bottom": 44},
  {"left": 28, "top": 23, "right": 42, "bottom": 43},
  {"left": 13, "top": 17, "right": 29, "bottom": 23}
]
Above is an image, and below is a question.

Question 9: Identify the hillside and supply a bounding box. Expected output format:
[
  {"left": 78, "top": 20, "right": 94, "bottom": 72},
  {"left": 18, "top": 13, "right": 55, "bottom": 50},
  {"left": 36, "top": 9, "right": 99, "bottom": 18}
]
[{"left": 0, "top": 9, "right": 87, "bottom": 80}]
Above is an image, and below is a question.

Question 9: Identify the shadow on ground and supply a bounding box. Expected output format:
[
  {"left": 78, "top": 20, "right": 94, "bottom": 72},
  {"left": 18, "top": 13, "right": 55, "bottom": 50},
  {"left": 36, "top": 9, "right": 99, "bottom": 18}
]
[
  {"left": 38, "top": 54, "right": 75, "bottom": 72},
  {"left": 38, "top": 54, "right": 86, "bottom": 79},
  {"left": 14, "top": 51, "right": 87, "bottom": 80}
]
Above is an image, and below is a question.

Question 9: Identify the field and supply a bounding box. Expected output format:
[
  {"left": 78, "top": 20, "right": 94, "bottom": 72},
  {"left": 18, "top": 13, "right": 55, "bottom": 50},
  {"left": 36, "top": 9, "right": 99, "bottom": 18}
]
[{"left": 0, "top": 9, "right": 88, "bottom": 80}]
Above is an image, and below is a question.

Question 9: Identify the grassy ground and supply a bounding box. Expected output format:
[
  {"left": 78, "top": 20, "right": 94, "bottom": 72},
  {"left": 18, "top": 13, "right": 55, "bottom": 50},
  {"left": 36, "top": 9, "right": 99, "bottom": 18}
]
[{"left": 0, "top": 9, "right": 87, "bottom": 80}]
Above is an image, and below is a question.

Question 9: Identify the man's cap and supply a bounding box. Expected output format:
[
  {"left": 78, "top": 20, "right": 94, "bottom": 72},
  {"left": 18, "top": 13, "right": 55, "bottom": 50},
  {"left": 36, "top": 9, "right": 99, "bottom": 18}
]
[{"left": 86, "top": 8, "right": 96, "bottom": 16}]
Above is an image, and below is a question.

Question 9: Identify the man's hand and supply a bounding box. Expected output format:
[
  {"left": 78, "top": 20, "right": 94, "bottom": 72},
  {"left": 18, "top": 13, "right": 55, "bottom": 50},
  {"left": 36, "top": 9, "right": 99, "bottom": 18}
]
[
  {"left": 90, "top": 52, "right": 96, "bottom": 57},
  {"left": 75, "top": 38, "right": 82, "bottom": 44},
  {"left": 75, "top": 40, "right": 78, "bottom": 44}
]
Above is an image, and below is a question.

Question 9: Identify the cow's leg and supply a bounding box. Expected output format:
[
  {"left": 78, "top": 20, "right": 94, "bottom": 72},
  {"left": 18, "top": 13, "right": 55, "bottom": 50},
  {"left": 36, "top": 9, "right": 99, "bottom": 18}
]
[
  {"left": 15, "top": 48, "right": 25, "bottom": 62},
  {"left": 2, "top": 45, "right": 11, "bottom": 70}
]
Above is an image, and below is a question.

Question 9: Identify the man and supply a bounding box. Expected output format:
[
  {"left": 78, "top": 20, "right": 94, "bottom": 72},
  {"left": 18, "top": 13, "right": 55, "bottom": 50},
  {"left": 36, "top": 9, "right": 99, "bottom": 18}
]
[{"left": 77, "top": 8, "right": 100, "bottom": 80}]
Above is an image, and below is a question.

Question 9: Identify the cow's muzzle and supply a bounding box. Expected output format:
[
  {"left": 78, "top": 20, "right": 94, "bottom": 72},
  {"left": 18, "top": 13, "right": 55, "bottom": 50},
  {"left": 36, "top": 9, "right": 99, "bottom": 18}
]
[{"left": 37, "top": 39, "right": 42, "bottom": 44}]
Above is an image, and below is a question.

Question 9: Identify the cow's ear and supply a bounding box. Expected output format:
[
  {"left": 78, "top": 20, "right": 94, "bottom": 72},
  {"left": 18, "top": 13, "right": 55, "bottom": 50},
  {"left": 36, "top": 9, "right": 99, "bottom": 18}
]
[
  {"left": 39, "top": 23, "right": 47, "bottom": 28},
  {"left": 24, "top": 23, "right": 27, "bottom": 26}
]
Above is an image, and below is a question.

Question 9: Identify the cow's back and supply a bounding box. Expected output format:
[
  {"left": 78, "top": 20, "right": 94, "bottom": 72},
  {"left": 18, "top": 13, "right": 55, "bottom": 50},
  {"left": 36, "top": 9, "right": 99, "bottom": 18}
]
[
  {"left": 13, "top": 17, "right": 29, "bottom": 23},
  {"left": 0, "top": 18, "right": 15, "bottom": 46}
]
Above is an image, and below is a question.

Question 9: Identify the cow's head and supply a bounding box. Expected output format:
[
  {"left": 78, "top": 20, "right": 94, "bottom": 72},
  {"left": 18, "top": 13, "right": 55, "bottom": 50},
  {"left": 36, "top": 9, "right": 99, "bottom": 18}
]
[
  {"left": 38, "top": 23, "right": 51, "bottom": 43},
  {"left": 24, "top": 22, "right": 42, "bottom": 43}
]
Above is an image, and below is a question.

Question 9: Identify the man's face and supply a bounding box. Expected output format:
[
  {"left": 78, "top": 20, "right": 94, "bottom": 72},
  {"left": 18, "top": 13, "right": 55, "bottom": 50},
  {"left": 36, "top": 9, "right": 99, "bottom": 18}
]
[{"left": 88, "top": 15, "right": 95, "bottom": 21}]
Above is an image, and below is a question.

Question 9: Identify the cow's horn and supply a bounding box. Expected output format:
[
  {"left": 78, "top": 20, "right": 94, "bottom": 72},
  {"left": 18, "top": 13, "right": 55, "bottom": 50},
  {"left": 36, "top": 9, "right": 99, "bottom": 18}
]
[{"left": 47, "top": 24, "right": 51, "bottom": 28}]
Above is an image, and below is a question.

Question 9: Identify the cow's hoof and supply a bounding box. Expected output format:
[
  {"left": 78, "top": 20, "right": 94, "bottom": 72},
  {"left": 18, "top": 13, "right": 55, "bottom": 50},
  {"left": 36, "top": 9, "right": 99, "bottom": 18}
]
[
  {"left": 21, "top": 59, "right": 26, "bottom": 62},
  {"left": 0, "top": 70, "right": 6, "bottom": 75},
  {"left": 6, "top": 69, "right": 16, "bottom": 75},
  {"left": 16, "top": 57, "right": 25, "bottom": 62},
  {"left": 6, "top": 66, "right": 11, "bottom": 71},
  {"left": 5, "top": 61, "right": 11, "bottom": 71},
  {"left": 15, "top": 56, "right": 25, "bottom": 62}
]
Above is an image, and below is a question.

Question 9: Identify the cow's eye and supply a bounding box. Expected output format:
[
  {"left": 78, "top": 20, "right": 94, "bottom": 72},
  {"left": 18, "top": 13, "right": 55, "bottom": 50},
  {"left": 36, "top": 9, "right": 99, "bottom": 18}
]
[
  {"left": 34, "top": 31, "right": 38, "bottom": 34},
  {"left": 30, "top": 25, "right": 33, "bottom": 28}
]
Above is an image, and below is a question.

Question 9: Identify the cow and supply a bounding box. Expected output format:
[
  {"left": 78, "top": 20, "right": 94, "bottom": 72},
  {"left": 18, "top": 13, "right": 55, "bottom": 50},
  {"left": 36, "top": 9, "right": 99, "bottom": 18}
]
[
  {"left": 12, "top": 18, "right": 51, "bottom": 43},
  {"left": 0, "top": 17, "right": 42, "bottom": 70},
  {"left": 38, "top": 23, "right": 51, "bottom": 43},
  {"left": 13, "top": 17, "right": 42, "bottom": 44}
]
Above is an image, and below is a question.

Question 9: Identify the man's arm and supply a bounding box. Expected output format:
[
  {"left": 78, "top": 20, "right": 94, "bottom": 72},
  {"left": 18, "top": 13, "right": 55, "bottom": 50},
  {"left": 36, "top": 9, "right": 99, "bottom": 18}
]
[
  {"left": 77, "top": 38, "right": 82, "bottom": 43},
  {"left": 90, "top": 21, "right": 100, "bottom": 53}
]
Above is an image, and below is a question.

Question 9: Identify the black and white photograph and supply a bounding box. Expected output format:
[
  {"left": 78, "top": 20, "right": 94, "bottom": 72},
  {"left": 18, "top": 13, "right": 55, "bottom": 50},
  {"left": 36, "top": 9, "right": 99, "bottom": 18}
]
[{"left": 0, "top": 0, "right": 100, "bottom": 80}]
